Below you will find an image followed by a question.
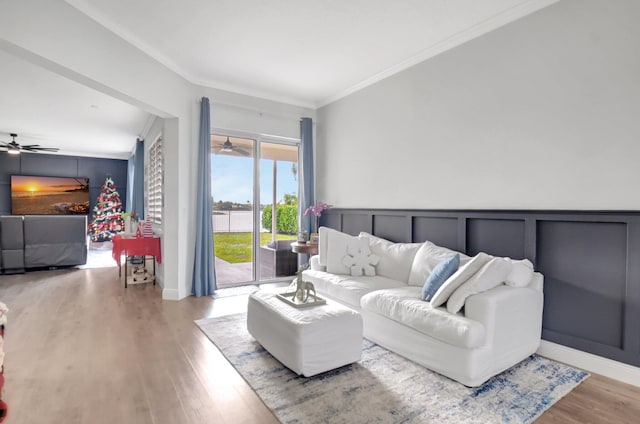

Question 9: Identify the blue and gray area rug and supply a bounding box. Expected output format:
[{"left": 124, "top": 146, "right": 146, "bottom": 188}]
[{"left": 196, "top": 313, "right": 588, "bottom": 424}]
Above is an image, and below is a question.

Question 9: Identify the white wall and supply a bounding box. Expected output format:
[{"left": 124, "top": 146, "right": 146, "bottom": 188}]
[
  {"left": 202, "top": 86, "right": 313, "bottom": 139},
  {"left": 0, "top": 0, "right": 312, "bottom": 299},
  {"left": 317, "top": 0, "right": 640, "bottom": 210}
]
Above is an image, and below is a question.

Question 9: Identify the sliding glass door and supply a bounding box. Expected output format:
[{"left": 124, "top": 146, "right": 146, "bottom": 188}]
[
  {"left": 211, "top": 134, "right": 299, "bottom": 288},
  {"left": 258, "top": 142, "right": 299, "bottom": 281}
]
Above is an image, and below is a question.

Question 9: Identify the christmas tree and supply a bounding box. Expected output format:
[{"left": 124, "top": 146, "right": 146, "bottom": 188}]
[{"left": 88, "top": 176, "right": 124, "bottom": 242}]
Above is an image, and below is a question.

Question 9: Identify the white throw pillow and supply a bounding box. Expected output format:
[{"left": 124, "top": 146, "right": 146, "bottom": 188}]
[
  {"left": 358, "top": 232, "right": 422, "bottom": 282},
  {"left": 342, "top": 239, "right": 379, "bottom": 276},
  {"left": 326, "top": 230, "right": 361, "bottom": 275},
  {"left": 408, "top": 242, "right": 471, "bottom": 286},
  {"left": 505, "top": 258, "right": 534, "bottom": 287},
  {"left": 318, "top": 226, "right": 342, "bottom": 267},
  {"left": 446, "top": 257, "right": 512, "bottom": 314},
  {"left": 429, "top": 252, "right": 492, "bottom": 307}
]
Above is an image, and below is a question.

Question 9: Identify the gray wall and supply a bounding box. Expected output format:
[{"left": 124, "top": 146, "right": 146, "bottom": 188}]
[
  {"left": 0, "top": 152, "right": 128, "bottom": 215},
  {"left": 316, "top": 0, "right": 640, "bottom": 210}
]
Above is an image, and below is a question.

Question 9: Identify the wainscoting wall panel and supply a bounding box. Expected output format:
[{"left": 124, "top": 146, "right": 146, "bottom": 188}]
[
  {"left": 342, "top": 213, "right": 370, "bottom": 236},
  {"left": 320, "top": 208, "right": 640, "bottom": 367},
  {"left": 373, "top": 214, "right": 410, "bottom": 242},
  {"left": 466, "top": 218, "right": 525, "bottom": 259},
  {"left": 537, "top": 220, "right": 627, "bottom": 356},
  {"left": 412, "top": 216, "right": 458, "bottom": 250},
  {"left": 322, "top": 213, "right": 342, "bottom": 233}
]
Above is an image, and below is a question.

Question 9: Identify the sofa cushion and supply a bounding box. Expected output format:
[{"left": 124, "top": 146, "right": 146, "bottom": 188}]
[
  {"left": 318, "top": 226, "right": 345, "bottom": 267},
  {"left": 302, "top": 269, "right": 349, "bottom": 294},
  {"left": 361, "top": 287, "right": 486, "bottom": 349},
  {"left": 446, "top": 257, "right": 512, "bottom": 313},
  {"left": 325, "top": 229, "right": 361, "bottom": 275},
  {"left": 505, "top": 258, "right": 534, "bottom": 287},
  {"left": 0, "top": 216, "right": 24, "bottom": 250},
  {"left": 408, "top": 242, "right": 471, "bottom": 287},
  {"left": 422, "top": 254, "right": 459, "bottom": 301},
  {"left": 303, "top": 269, "right": 406, "bottom": 310},
  {"left": 358, "top": 232, "right": 422, "bottom": 282},
  {"left": 430, "top": 252, "right": 492, "bottom": 307}
]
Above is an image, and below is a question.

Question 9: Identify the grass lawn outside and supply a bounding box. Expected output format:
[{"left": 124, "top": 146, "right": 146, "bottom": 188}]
[{"left": 214, "top": 232, "right": 296, "bottom": 263}]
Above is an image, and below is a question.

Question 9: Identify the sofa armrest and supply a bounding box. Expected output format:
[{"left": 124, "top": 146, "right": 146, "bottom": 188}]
[
  {"left": 465, "top": 284, "right": 543, "bottom": 349},
  {"left": 309, "top": 255, "right": 326, "bottom": 272}
]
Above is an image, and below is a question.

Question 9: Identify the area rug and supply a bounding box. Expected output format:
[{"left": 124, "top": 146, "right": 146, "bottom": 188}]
[{"left": 196, "top": 313, "right": 588, "bottom": 424}]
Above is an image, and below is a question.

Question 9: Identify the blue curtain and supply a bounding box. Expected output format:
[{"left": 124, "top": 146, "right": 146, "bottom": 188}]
[
  {"left": 131, "top": 139, "right": 145, "bottom": 217},
  {"left": 299, "top": 117, "right": 315, "bottom": 234},
  {"left": 126, "top": 152, "right": 135, "bottom": 212},
  {"left": 192, "top": 97, "right": 216, "bottom": 296}
]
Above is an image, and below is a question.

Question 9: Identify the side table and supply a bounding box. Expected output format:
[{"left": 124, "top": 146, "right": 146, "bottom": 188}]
[
  {"left": 291, "top": 241, "right": 319, "bottom": 256},
  {"left": 112, "top": 235, "right": 162, "bottom": 288},
  {"left": 291, "top": 241, "right": 318, "bottom": 266}
]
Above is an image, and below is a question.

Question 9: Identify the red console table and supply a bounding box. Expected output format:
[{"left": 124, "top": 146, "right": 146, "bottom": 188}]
[{"left": 112, "top": 235, "right": 162, "bottom": 288}]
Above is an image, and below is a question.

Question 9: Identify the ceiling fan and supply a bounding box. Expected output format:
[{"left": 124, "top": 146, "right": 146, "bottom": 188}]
[
  {"left": 0, "top": 133, "right": 60, "bottom": 155},
  {"left": 215, "top": 136, "right": 250, "bottom": 156}
]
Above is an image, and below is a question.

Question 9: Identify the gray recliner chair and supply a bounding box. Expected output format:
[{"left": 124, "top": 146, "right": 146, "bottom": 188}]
[
  {"left": 23, "top": 215, "right": 87, "bottom": 268},
  {"left": 0, "top": 216, "right": 25, "bottom": 274}
]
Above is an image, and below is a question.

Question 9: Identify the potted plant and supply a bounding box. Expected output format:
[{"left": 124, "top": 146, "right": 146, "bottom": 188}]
[{"left": 304, "top": 202, "right": 332, "bottom": 245}]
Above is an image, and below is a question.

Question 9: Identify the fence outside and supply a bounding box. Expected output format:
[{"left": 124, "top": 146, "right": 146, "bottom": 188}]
[{"left": 213, "top": 210, "right": 267, "bottom": 233}]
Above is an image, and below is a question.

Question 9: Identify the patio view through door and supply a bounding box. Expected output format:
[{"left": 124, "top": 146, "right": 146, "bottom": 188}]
[{"left": 211, "top": 134, "right": 299, "bottom": 288}]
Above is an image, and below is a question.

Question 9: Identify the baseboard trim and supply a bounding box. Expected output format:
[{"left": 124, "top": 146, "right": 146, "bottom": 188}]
[
  {"left": 537, "top": 340, "right": 640, "bottom": 387},
  {"left": 162, "top": 288, "right": 180, "bottom": 300}
]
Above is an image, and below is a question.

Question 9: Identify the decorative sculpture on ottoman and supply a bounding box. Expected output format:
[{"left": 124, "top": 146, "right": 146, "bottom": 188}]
[{"left": 294, "top": 265, "right": 318, "bottom": 303}]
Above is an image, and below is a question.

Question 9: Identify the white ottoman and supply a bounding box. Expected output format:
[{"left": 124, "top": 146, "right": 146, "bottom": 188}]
[{"left": 247, "top": 290, "right": 363, "bottom": 377}]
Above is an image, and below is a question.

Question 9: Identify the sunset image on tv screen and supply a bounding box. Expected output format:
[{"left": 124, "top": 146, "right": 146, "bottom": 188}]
[{"left": 11, "top": 175, "right": 90, "bottom": 215}]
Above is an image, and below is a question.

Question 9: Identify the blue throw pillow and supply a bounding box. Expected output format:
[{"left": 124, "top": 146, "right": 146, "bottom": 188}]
[{"left": 422, "top": 254, "right": 460, "bottom": 301}]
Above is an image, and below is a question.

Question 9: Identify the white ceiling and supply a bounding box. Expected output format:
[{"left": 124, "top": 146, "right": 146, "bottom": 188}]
[
  {"left": 1, "top": 0, "right": 556, "bottom": 158},
  {"left": 0, "top": 49, "right": 151, "bottom": 159},
  {"left": 67, "top": 0, "right": 555, "bottom": 107}
]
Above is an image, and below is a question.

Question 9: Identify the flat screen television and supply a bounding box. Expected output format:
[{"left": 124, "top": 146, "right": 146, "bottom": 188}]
[{"left": 11, "top": 175, "right": 90, "bottom": 215}]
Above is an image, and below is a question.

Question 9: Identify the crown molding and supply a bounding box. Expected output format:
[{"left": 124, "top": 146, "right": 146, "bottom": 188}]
[
  {"left": 67, "top": 0, "right": 558, "bottom": 110},
  {"left": 65, "top": 0, "right": 316, "bottom": 109},
  {"left": 139, "top": 114, "right": 158, "bottom": 141},
  {"left": 317, "top": 0, "right": 559, "bottom": 108}
]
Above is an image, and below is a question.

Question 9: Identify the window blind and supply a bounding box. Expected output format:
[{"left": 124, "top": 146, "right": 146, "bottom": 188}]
[{"left": 147, "top": 137, "right": 163, "bottom": 225}]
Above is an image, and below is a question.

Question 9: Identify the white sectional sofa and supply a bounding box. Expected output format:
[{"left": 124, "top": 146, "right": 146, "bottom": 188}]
[{"left": 302, "top": 227, "right": 544, "bottom": 387}]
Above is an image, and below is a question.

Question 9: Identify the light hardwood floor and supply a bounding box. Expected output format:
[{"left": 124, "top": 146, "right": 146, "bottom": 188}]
[{"left": 0, "top": 267, "right": 638, "bottom": 424}]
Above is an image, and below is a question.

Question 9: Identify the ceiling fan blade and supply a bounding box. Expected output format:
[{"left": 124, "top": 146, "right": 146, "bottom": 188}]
[
  {"left": 2, "top": 133, "right": 60, "bottom": 153},
  {"left": 23, "top": 147, "right": 60, "bottom": 152},
  {"left": 234, "top": 147, "right": 250, "bottom": 156}
]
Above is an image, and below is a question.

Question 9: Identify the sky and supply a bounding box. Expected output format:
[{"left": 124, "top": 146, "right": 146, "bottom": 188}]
[{"left": 211, "top": 154, "right": 298, "bottom": 205}]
